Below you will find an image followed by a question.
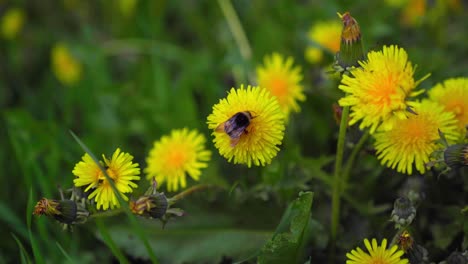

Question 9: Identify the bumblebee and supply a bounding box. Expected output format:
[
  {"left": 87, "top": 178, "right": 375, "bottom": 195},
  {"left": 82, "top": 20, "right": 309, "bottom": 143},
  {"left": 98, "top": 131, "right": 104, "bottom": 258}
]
[{"left": 216, "top": 111, "right": 253, "bottom": 147}]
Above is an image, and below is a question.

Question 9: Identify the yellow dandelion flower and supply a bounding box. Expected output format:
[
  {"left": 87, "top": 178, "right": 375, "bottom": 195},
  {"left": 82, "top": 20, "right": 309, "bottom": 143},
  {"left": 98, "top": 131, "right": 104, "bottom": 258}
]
[
  {"left": 339, "top": 45, "right": 428, "bottom": 133},
  {"left": 401, "top": 0, "right": 426, "bottom": 26},
  {"left": 1, "top": 8, "right": 25, "bottom": 40},
  {"left": 73, "top": 148, "right": 140, "bottom": 210},
  {"left": 119, "top": 0, "right": 138, "bottom": 17},
  {"left": 305, "top": 20, "right": 341, "bottom": 64},
  {"left": 346, "top": 238, "right": 409, "bottom": 264},
  {"left": 428, "top": 77, "right": 468, "bottom": 132},
  {"left": 256, "top": 53, "right": 305, "bottom": 118},
  {"left": 145, "top": 128, "right": 211, "bottom": 192},
  {"left": 374, "top": 101, "right": 460, "bottom": 175},
  {"left": 207, "top": 85, "right": 285, "bottom": 167},
  {"left": 51, "top": 43, "right": 82, "bottom": 86}
]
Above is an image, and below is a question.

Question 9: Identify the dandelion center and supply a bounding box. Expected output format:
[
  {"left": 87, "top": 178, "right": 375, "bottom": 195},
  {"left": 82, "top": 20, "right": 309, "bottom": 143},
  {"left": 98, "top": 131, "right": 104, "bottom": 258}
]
[
  {"left": 167, "top": 147, "right": 188, "bottom": 169},
  {"left": 269, "top": 77, "right": 288, "bottom": 99}
]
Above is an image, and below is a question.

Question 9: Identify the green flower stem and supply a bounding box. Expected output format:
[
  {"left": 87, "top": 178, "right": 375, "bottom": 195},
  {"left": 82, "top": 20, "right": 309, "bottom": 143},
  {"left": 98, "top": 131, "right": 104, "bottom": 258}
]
[
  {"left": 89, "top": 209, "right": 124, "bottom": 219},
  {"left": 331, "top": 105, "right": 350, "bottom": 245},
  {"left": 169, "top": 184, "right": 217, "bottom": 205},
  {"left": 217, "top": 0, "right": 252, "bottom": 61},
  {"left": 341, "top": 130, "right": 370, "bottom": 192}
]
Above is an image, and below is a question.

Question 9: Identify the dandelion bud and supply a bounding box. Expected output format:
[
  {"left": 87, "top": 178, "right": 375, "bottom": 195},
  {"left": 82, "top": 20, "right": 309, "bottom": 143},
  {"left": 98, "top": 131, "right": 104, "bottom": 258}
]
[
  {"left": 130, "top": 193, "right": 168, "bottom": 219},
  {"left": 444, "top": 144, "right": 468, "bottom": 169},
  {"left": 33, "top": 198, "right": 88, "bottom": 224},
  {"left": 407, "top": 244, "right": 430, "bottom": 264},
  {"left": 335, "top": 12, "right": 364, "bottom": 70},
  {"left": 391, "top": 197, "right": 416, "bottom": 228},
  {"left": 397, "top": 230, "right": 413, "bottom": 252}
]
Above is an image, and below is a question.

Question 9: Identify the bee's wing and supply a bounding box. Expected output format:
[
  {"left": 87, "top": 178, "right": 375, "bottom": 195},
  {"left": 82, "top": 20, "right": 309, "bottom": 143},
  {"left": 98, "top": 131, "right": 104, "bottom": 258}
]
[{"left": 215, "top": 122, "right": 226, "bottom": 133}]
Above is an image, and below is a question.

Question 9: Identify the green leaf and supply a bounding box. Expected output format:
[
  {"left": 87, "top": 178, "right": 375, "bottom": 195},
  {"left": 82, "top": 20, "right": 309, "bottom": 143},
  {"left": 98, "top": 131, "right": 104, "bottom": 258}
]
[
  {"left": 104, "top": 221, "right": 272, "bottom": 264},
  {"left": 257, "top": 191, "right": 314, "bottom": 264}
]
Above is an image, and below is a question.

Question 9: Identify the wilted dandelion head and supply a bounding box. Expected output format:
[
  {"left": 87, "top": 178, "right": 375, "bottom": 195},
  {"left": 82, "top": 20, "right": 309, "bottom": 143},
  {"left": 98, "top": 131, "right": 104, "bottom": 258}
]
[
  {"left": 374, "top": 101, "right": 460, "bottom": 175},
  {"left": 428, "top": 77, "right": 468, "bottom": 132},
  {"left": 256, "top": 53, "right": 305, "bottom": 118},
  {"left": 145, "top": 128, "right": 211, "bottom": 192},
  {"left": 305, "top": 20, "right": 341, "bottom": 63},
  {"left": 339, "top": 45, "right": 428, "bottom": 133},
  {"left": 346, "top": 238, "right": 409, "bottom": 264},
  {"left": 73, "top": 148, "right": 140, "bottom": 210},
  {"left": 207, "top": 85, "right": 285, "bottom": 167},
  {"left": 51, "top": 43, "right": 82, "bottom": 86}
]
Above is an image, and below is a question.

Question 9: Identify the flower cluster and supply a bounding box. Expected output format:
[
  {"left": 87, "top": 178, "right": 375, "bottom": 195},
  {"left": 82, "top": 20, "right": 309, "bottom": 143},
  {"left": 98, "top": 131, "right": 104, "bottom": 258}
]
[{"left": 339, "top": 43, "right": 464, "bottom": 174}]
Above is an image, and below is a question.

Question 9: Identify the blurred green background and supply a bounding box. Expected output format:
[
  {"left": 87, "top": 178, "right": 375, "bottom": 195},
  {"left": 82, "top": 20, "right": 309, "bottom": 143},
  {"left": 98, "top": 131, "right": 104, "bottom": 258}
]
[{"left": 1, "top": 0, "right": 467, "bottom": 263}]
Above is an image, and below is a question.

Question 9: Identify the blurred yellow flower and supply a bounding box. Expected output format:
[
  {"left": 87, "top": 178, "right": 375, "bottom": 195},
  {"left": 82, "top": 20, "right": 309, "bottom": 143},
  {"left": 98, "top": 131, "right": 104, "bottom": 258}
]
[
  {"left": 207, "top": 85, "right": 285, "bottom": 167},
  {"left": 305, "top": 20, "right": 341, "bottom": 64},
  {"left": 428, "top": 77, "right": 468, "bottom": 132},
  {"left": 401, "top": 0, "right": 426, "bottom": 26},
  {"left": 256, "top": 53, "right": 305, "bottom": 118},
  {"left": 1, "top": 8, "right": 25, "bottom": 40},
  {"left": 73, "top": 148, "right": 141, "bottom": 210},
  {"left": 346, "top": 238, "right": 408, "bottom": 264},
  {"left": 51, "top": 43, "right": 82, "bottom": 86},
  {"left": 374, "top": 101, "right": 460, "bottom": 174},
  {"left": 145, "top": 128, "right": 211, "bottom": 192},
  {"left": 339, "top": 45, "right": 428, "bottom": 133},
  {"left": 119, "top": 0, "right": 138, "bottom": 17}
]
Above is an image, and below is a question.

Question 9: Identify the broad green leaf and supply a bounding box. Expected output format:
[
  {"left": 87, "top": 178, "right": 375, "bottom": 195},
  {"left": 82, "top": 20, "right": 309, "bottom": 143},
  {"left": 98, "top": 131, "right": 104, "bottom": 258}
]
[
  {"left": 104, "top": 222, "right": 272, "bottom": 264},
  {"left": 257, "top": 191, "right": 314, "bottom": 264}
]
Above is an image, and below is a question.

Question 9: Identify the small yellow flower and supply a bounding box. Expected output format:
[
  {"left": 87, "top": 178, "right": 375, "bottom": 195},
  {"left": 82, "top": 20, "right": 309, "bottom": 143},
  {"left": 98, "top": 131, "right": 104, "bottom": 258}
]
[
  {"left": 401, "top": 0, "right": 426, "bottom": 26},
  {"left": 207, "top": 85, "right": 285, "bottom": 167},
  {"left": 145, "top": 128, "right": 211, "bottom": 192},
  {"left": 339, "top": 45, "right": 428, "bottom": 133},
  {"left": 374, "top": 101, "right": 460, "bottom": 174},
  {"left": 256, "top": 53, "right": 305, "bottom": 118},
  {"left": 428, "top": 77, "right": 468, "bottom": 132},
  {"left": 346, "top": 238, "right": 409, "bottom": 264},
  {"left": 119, "top": 0, "right": 138, "bottom": 17},
  {"left": 305, "top": 20, "right": 341, "bottom": 64},
  {"left": 73, "top": 148, "right": 140, "bottom": 210},
  {"left": 1, "top": 8, "right": 25, "bottom": 40},
  {"left": 51, "top": 43, "right": 82, "bottom": 86}
]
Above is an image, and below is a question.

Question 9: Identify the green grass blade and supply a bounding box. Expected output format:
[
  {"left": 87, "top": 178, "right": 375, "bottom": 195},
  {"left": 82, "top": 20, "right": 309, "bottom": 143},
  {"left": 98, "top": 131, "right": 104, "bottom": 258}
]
[
  {"left": 12, "top": 233, "right": 32, "bottom": 264},
  {"left": 27, "top": 188, "right": 45, "bottom": 264},
  {"left": 56, "top": 241, "right": 75, "bottom": 264},
  {"left": 69, "top": 131, "right": 159, "bottom": 263},
  {"left": 0, "top": 202, "right": 28, "bottom": 239},
  {"left": 95, "top": 218, "right": 129, "bottom": 264}
]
